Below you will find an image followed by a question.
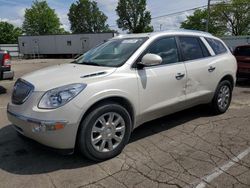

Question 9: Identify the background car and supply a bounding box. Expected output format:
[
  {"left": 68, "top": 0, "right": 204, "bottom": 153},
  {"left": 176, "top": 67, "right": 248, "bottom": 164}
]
[
  {"left": 233, "top": 45, "right": 250, "bottom": 79},
  {"left": 0, "top": 50, "right": 14, "bottom": 80}
]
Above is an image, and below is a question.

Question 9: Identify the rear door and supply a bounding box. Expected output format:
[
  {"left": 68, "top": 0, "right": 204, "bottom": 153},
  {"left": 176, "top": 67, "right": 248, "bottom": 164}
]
[
  {"left": 136, "top": 36, "right": 187, "bottom": 123},
  {"left": 177, "top": 36, "right": 218, "bottom": 105}
]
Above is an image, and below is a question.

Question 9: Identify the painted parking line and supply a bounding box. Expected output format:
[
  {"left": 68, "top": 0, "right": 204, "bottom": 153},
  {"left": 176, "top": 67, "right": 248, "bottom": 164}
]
[
  {"left": 0, "top": 106, "right": 7, "bottom": 109},
  {"left": 194, "top": 147, "right": 250, "bottom": 188}
]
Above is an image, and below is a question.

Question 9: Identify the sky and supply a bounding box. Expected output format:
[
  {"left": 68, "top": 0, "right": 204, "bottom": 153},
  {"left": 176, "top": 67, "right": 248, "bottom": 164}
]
[{"left": 0, "top": 0, "right": 210, "bottom": 32}]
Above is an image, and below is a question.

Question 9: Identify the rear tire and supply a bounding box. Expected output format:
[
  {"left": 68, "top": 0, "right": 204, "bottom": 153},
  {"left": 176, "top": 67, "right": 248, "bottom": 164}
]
[
  {"left": 77, "top": 102, "right": 132, "bottom": 161},
  {"left": 210, "top": 80, "right": 232, "bottom": 115}
]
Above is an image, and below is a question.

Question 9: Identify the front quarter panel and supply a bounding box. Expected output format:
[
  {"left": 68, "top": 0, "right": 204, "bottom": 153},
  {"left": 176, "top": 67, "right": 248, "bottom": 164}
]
[
  {"left": 72, "top": 67, "right": 139, "bottom": 129},
  {"left": 7, "top": 68, "right": 139, "bottom": 149}
]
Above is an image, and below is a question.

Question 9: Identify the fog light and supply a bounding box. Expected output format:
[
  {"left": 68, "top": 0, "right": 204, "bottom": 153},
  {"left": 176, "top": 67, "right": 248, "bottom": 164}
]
[
  {"left": 32, "top": 122, "right": 66, "bottom": 133},
  {"left": 32, "top": 124, "right": 47, "bottom": 133}
]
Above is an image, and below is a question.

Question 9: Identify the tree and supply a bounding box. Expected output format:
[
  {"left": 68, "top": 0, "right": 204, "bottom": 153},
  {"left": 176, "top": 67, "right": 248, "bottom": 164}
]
[
  {"left": 0, "top": 22, "right": 22, "bottom": 44},
  {"left": 180, "top": 0, "right": 250, "bottom": 36},
  {"left": 22, "top": 0, "right": 63, "bottom": 35},
  {"left": 116, "top": 0, "right": 153, "bottom": 33},
  {"left": 180, "top": 9, "right": 227, "bottom": 36},
  {"left": 212, "top": 0, "right": 250, "bottom": 36},
  {"left": 68, "top": 0, "right": 110, "bottom": 33}
]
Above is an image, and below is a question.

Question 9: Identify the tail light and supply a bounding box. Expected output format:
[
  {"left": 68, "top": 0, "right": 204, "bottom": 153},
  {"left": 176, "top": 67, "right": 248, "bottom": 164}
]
[{"left": 3, "top": 53, "right": 11, "bottom": 67}]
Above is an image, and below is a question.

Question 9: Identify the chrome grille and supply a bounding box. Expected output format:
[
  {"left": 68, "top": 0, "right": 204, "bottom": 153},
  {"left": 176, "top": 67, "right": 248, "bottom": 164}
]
[{"left": 12, "top": 79, "right": 34, "bottom": 105}]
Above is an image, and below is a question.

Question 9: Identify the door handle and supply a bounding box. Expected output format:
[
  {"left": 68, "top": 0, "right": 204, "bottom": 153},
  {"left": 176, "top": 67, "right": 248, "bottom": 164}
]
[
  {"left": 208, "top": 66, "right": 216, "bottom": 72},
  {"left": 175, "top": 73, "right": 185, "bottom": 80}
]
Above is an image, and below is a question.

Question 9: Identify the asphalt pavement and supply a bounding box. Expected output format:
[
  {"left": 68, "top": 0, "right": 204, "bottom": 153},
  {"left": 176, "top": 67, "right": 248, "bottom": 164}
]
[{"left": 0, "top": 59, "right": 249, "bottom": 188}]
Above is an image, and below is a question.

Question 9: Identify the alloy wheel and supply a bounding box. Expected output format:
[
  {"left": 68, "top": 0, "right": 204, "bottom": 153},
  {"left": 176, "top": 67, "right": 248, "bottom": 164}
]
[
  {"left": 91, "top": 112, "right": 126, "bottom": 152},
  {"left": 217, "top": 85, "right": 230, "bottom": 110}
]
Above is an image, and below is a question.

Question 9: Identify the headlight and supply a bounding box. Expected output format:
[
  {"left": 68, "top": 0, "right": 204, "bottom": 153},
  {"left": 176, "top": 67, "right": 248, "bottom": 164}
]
[{"left": 38, "top": 83, "right": 87, "bottom": 109}]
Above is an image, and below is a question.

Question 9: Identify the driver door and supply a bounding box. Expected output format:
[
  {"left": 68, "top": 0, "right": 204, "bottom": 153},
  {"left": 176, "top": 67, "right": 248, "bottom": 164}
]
[{"left": 136, "top": 36, "right": 187, "bottom": 124}]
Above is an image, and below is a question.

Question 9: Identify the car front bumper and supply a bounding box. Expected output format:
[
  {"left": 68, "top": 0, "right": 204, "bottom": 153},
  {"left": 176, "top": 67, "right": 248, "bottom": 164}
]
[{"left": 7, "top": 106, "right": 79, "bottom": 150}]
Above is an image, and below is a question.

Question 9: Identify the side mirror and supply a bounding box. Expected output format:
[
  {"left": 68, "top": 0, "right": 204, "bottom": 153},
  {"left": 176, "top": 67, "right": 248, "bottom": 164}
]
[{"left": 140, "top": 53, "right": 162, "bottom": 67}]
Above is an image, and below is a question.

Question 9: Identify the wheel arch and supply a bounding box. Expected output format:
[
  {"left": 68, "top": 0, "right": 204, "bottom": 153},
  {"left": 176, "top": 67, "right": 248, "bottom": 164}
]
[
  {"left": 75, "top": 96, "right": 135, "bottom": 148},
  {"left": 219, "top": 74, "right": 235, "bottom": 89}
]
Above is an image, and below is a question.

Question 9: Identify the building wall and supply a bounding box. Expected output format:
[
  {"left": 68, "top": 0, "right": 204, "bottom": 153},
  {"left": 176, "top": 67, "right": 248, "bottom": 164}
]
[
  {"left": 18, "top": 33, "right": 114, "bottom": 55},
  {"left": 11, "top": 34, "right": 250, "bottom": 57},
  {"left": 221, "top": 36, "right": 250, "bottom": 50}
]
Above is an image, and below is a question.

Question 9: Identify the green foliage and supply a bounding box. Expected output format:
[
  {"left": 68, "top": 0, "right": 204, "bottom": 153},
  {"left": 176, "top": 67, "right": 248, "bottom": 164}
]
[
  {"left": 22, "top": 0, "right": 63, "bottom": 35},
  {"left": 0, "top": 22, "right": 22, "bottom": 44},
  {"left": 181, "top": 9, "right": 226, "bottom": 36},
  {"left": 58, "top": 28, "right": 71, "bottom": 34},
  {"left": 181, "top": 0, "right": 250, "bottom": 36},
  {"left": 212, "top": 0, "right": 250, "bottom": 35},
  {"left": 116, "top": 0, "right": 153, "bottom": 33},
  {"left": 68, "top": 0, "right": 110, "bottom": 33}
]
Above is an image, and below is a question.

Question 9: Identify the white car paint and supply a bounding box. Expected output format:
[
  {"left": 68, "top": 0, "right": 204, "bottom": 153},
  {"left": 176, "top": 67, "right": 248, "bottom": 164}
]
[{"left": 7, "top": 30, "right": 237, "bottom": 150}]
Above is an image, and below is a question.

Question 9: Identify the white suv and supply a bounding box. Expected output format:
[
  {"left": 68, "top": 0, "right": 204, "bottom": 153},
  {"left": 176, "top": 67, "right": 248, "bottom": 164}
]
[{"left": 7, "top": 30, "right": 237, "bottom": 161}]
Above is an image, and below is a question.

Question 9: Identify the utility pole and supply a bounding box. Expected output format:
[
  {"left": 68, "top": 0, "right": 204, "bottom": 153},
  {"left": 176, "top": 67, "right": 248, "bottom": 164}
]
[{"left": 206, "top": 0, "right": 211, "bottom": 32}]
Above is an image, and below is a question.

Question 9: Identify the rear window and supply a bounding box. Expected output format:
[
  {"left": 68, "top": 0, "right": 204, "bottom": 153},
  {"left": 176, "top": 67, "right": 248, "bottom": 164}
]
[
  {"left": 205, "top": 38, "right": 227, "bottom": 55},
  {"left": 179, "top": 36, "right": 209, "bottom": 61},
  {"left": 234, "top": 46, "right": 250, "bottom": 56}
]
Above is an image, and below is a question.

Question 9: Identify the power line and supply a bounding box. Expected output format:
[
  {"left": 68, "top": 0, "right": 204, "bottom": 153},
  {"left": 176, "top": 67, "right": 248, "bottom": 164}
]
[
  {"left": 151, "top": 1, "right": 250, "bottom": 20},
  {"left": 103, "top": 1, "right": 250, "bottom": 29},
  {"left": 151, "top": 5, "right": 207, "bottom": 20},
  {"left": 109, "top": 5, "right": 209, "bottom": 28}
]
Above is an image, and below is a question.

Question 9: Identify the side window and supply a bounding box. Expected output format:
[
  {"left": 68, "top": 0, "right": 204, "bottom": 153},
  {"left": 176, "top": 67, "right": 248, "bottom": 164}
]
[
  {"left": 179, "top": 36, "right": 205, "bottom": 61},
  {"left": 205, "top": 38, "right": 227, "bottom": 55},
  {"left": 146, "top": 37, "right": 179, "bottom": 65},
  {"left": 67, "top": 40, "right": 72, "bottom": 46},
  {"left": 198, "top": 39, "right": 210, "bottom": 57}
]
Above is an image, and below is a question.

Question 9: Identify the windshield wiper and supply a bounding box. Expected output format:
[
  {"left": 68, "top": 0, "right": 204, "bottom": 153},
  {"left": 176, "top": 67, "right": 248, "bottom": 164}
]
[{"left": 80, "top": 61, "right": 100, "bottom": 66}]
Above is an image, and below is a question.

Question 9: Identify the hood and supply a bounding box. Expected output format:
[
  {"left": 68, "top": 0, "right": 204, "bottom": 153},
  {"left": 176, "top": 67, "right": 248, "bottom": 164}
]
[{"left": 22, "top": 63, "right": 116, "bottom": 91}]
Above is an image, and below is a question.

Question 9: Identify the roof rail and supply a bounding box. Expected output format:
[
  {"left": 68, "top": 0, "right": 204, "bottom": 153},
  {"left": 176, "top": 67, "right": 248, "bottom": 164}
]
[{"left": 161, "top": 29, "right": 212, "bottom": 35}]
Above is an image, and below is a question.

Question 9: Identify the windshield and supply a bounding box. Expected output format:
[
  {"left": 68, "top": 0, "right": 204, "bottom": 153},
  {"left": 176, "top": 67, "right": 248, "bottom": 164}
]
[
  {"left": 234, "top": 46, "right": 250, "bottom": 56},
  {"left": 74, "top": 37, "right": 147, "bottom": 67}
]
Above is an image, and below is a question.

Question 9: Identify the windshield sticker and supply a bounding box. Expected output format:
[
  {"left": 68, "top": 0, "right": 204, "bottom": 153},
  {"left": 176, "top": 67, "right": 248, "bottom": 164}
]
[{"left": 122, "top": 39, "right": 139, "bottom": 44}]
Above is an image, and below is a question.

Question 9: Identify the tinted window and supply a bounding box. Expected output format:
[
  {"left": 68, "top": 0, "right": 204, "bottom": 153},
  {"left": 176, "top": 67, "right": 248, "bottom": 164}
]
[
  {"left": 147, "top": 37, "right": 179, "bottom": 65},
  {"left": 199, "top": 39, "right": 210, "bottom": 57},
  {"left": 179, "top": 37, "right": 205, "bottom": 61},
  {"left": 234, "top": 46, "right": 250, "bottom": 56},
  {"left": 205, "top": 38, "right": 227, "bottom": 55},
  {"left": 67, "top": 41, "right": 72, "bottom": 46}
]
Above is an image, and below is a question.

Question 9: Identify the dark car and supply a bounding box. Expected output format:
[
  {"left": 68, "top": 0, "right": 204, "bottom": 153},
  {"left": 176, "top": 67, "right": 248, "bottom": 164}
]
[
  {"left": 233, "top": 45, "right": 250, "bottom": 79},
  {"left": 0, "top": 50, "right": 14, "bottom": 80}
]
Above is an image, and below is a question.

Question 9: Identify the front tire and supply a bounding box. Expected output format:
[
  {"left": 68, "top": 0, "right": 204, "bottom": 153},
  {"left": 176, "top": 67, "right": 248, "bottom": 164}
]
[
  {"left": 78, "top": 102, "right": 132, "bottom": 161},
  {"left": 210, "top": 80, "right": 232, "bottom": 115}
]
